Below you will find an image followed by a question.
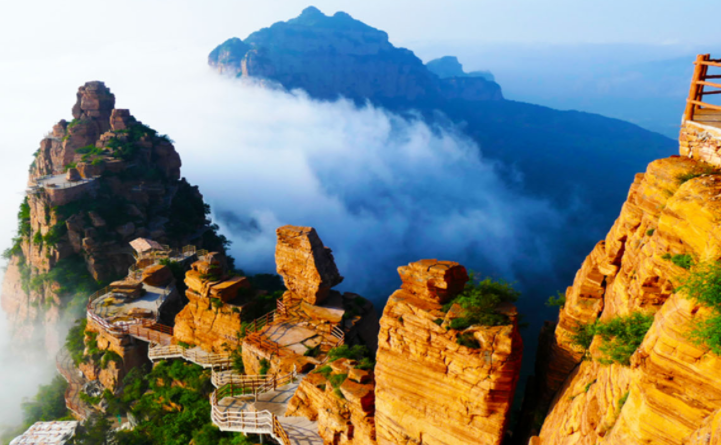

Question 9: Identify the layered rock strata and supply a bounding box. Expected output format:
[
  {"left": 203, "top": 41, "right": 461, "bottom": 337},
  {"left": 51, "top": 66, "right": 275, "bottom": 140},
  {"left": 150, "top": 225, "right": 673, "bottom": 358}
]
[
  {"left": 173, "top": 254, "right": 251, "bottom": 352},
  {"left": 530, "top": 152, "right": 721, "bottom": 444},
  {"left": 374, "top": 260, "right": 522, "bottom": 445}
]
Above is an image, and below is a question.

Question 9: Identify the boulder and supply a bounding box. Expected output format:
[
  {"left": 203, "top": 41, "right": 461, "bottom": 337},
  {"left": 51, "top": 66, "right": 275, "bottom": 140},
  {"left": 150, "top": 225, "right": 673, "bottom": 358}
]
[
  {"left": 209, "top": 276, "right": 250, "bottom": 302},
  {"left": 397, "top": 259, "right": 468, "bottom": 304},
  {"left": 142, "top": 265, "right": 172, "bottom": 287},
  {"left": 275, "top": 225, "right": 343, "bottom": 305},
  {"left": 65, "top": 168, "right": 81, "bottom": 182},
  {"left": 109, "top": 109, "right": 136, "bottom": 131}
]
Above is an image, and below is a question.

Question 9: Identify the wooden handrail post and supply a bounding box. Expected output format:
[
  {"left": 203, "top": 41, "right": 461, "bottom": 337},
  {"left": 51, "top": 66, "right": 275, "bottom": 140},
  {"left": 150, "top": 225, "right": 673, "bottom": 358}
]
[{"left": 686, "top": 54, "right": 711, "bottom": 121}]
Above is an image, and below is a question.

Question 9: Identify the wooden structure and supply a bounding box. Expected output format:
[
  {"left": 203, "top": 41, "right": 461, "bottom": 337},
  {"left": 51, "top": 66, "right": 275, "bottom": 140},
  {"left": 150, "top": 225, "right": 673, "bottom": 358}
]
[{"left": 685, "top": 54, "right": 721, "bottom": 122}]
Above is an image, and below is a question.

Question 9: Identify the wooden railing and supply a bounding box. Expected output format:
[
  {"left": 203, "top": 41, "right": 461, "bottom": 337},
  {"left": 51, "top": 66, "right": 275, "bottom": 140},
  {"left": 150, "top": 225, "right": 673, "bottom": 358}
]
[
  {"left": 685, "top": 54, "right": 721, "bottom": 121},
  {"left": 211, "top": 368, "right": 297, "bottom": 392},
  {"left": 148, "top": 344, "right": 233, "bottom": 368},
  {"left": 210, "top": 370, "right": 297, "bottom": 445},
  {"left": 55, "top": 348, "right": 89, "bottom": 420},
  {"left": 243, "top": 310, "right": 277, "bottom": 336}
]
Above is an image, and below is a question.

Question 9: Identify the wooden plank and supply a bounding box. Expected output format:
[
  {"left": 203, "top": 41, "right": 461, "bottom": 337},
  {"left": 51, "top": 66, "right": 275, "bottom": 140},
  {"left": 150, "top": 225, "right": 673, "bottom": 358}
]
[
  {"left": 701, "top": 90, "right": 721, "bottom": 95},
  {"left": 706, "top": 75, "right": 721, "bottom": 79},
  {"left": 696, "top": 60, "right": 721, "bottom": 68},
  {"left": 696, "top": 80, "right": 721, "bottom": 89},
  {"left": 687, "top": 99, "right": 721, "bottom": 112}
]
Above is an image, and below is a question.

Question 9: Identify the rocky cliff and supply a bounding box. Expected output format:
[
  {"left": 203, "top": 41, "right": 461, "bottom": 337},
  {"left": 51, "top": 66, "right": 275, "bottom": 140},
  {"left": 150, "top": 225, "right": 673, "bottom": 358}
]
[
  {"left": 208, "top": 7, "right": 503, "bottom": 103},
  {"left": 0, "top": 81, "right": 228, "bottom": 355},
  {"left": 375, "top": 260, "right": 522, "bottom": 445},
  {"left": 527, "top": 119, "right": 721, "bottom": 444}
]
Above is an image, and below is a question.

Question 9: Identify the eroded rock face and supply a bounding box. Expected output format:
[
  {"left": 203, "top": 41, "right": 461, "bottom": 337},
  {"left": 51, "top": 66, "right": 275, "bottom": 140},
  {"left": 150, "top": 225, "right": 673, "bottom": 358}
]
[
  {"left": 1, "top": 81, "right": 222, "bottom": 354},
  {"left": 530, "top": 155, "right": 721, "bottom": 444},
  {"left": 374, "top": 260, "right": 522, "bottom": 445},
  {"left": 287, "top": 359, "right": 376, "bottom": 445},
  {"left": 174, "top": 257, "right": 250, "bottom": 351},
  {"left": 276, "top": 225, "right": 343, "bottom": 305}
]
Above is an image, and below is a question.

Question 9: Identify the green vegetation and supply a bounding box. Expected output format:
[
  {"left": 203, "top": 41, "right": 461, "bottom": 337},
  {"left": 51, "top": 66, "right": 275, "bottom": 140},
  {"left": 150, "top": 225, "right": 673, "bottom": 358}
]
[
  {"left": 570, "top": 312, "right": 654, "bottom": 365},
  {"left": 303, "top": 344, "right": 321, "bottom": 357},
  {"left": 166, "top": 179, "right": 233, "bottom": 268},
  {"left": 617, "top": 391, "right": 629, "bottom": 412},
  {"left": 63, "top": 162, "right": 77, "bottom": 172},
  {"left": 676, "top": 164, "right": 721, "bottom": 184},
  {"left": 327, "top": 345, "right": 375, "bottom": 370},
  {"left": 678, "top": 261, "right": 721, "bottom": 354},
  {"left": 314, "top": 365, "right": 333, "bottom": 379},
  {"left": 100, "top": 350, "right": 122, "bottom": 369},
  {"left": 442, "top": 273, "right": 520, "bottom": 328},
  {"left": 646, "top": 228, "right": 655, "bottom": 236},
  {"left": 1, "top": 375, "right": 72, "bottom": 443},
  {"left": 259, "top": 358, "right": 270, "bottom": 376},
  {"left": 210, "top": 297, "right": 223, "bottom": 309},
  {"left": 662, "top": 253, "right": 694, "bottom": 270},
  {"left": 456, "top": 332, "right": 481, "bottom": 349},
  {"left": 545, "top": 291, "right": 566, "bottom": 309},
  {"left": 43, "top": 222, "right": 67, "bottom": 247},
  {"left": 329, "top": 373, "right": 348, "bottom": 389},
  {"left": 75, "top": 144, "right": 107, "bottom": 163},
  {"left": 32, "top": 231, "right": 43, "bottom": 246},
  {"left": 65, "top": 318, "right": 87, "bottom": 365},
  {"left": 110, "top": 360, "right": 251, "bottom": 445},
  {"left": 584, "top": 379, "right": 597, "bottom": 393}
]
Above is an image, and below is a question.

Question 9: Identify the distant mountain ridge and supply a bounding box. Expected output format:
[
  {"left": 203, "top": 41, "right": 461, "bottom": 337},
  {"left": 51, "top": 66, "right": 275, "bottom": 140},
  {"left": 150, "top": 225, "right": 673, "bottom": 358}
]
[
  {"left": 426, "top": 55, "right": 495, "bottom": 81},
  {"left": 208, "top": 6, "right": 503, "bottom": 102},
  {"left": 207, "top": 6, "right": 676, "bottom": 327}
]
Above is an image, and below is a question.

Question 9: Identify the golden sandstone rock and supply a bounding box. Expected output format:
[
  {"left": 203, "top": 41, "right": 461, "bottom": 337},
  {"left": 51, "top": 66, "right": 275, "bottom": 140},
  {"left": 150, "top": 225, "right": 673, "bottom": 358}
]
[
  {"left": 532, "top": 149, "right": 721, "bottom": 444},
  {"left": 276, "top": 225, "right": 343, "bottom": 305},
  {"left": 286, "top": 361, "right": 377, "bottom": 445},
  {"left": 375, "top": 260, "right": 522, "bottom": 445}
]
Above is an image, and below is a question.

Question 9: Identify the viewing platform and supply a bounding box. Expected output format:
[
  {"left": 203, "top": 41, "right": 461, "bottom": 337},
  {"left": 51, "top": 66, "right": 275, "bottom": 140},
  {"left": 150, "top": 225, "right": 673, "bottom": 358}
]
[
  {"left": 681, "top": 54, "right": 721, "bottom": 166},
  {"left": 85, "top": 241, "right": 200, "bottom": 341}
]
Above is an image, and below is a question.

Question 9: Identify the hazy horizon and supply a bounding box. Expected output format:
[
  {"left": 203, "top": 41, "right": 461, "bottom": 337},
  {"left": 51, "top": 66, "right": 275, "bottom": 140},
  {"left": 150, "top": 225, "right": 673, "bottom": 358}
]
[{"left": 0, "top": 0, "right": 719, "bottom": 433}]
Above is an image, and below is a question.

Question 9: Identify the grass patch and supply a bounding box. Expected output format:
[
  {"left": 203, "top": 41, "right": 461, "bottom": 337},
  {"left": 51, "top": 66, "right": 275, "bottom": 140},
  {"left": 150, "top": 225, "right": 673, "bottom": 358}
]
[
  {"left": 646, "top": 228, "right": 655, "bottom": 236},
  {"left": 571, "top": 312, "right": 654, "bottom": 365},
  {"left": 314, "top": 365, "right": 332, "bottom": 379},
  {"left": 662, "top": 253, "right": 694, "bottom": 270},
  {"left": 442, "top": 273, "right": 519, "bottom": 328},
  {"left": 678, "top": 261, "right": 721, "bottom": 354}
]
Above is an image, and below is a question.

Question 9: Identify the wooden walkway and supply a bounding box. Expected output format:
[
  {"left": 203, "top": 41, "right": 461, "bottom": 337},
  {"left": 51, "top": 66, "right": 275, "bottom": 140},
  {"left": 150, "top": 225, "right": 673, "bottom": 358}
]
[
  {"left": 55, "top": 347, "right": 91, "bottom": 420},
  {"left": 148, "top": 345, "right": 232, "bottom": 368},
  {"left": 211, "top": 373, "right": 322, "bottom": 445}
]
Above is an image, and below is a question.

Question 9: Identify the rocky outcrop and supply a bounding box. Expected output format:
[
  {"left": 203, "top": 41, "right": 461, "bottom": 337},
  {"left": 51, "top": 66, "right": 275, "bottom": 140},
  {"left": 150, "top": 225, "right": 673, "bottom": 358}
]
[
  {"left": 276, "top": 225, "right": 343, "bottom": 305},
  {"left": 374, "top": 260, "right": 522, "bottom": 445},
  {"left": 287, "top": 359, "right": 376, "bottom": 445},
  {"left": 1, "top": 81, "right": 226, "bottom": 355},
  {"left": 242, "top": 225, "right": 378, "bottom": 377},
  {"left": 208, "top": 7, "right": 502, "bottom": 103},
  {"left": 529, "top": 140, "right": 721, "bottom": 443},
  {"left": 173, "top": 255, "right": 250, "bottom": 351}
]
